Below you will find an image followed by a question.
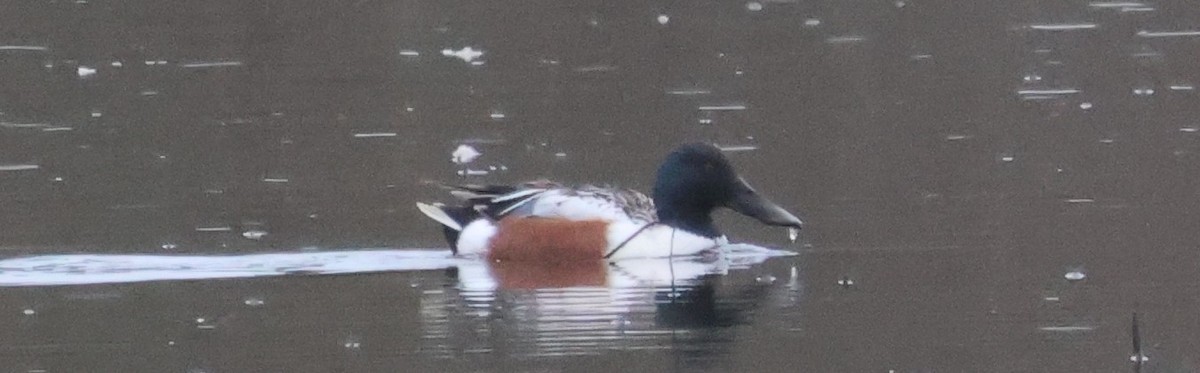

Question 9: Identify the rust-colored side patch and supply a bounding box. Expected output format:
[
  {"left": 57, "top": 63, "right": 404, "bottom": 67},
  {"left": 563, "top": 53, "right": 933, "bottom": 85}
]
[{"left": 488, "top": 217, "right": 609, "bottom": 262}]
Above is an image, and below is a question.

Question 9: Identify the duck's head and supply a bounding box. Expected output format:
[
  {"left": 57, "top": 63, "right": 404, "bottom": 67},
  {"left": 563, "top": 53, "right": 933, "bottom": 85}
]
[{"left": 651, "top": 143, "right": 804, "bottom": 238}]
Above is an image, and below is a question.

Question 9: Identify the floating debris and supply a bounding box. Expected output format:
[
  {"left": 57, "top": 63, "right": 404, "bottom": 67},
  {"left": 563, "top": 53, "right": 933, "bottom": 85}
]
[
  {"left": 1169, "top": 85, "right": 1195, "bottom": 91},
  {"left": 161, "top": 243, "right": 178, "bottom": 250},
  {"left": 837, "top": 276, "right": 855, "bottom": 287},
  {"left": 22, "top": 308, "right": 35, "bottom": 316},
  {"left": 451, "top": 144, "right": 481, "bottom": 164},
  {"left": 195, "top": 226, "right": 233, "bottom": 232},
  {"left": 656, "top": 14, "right": 670, "bottom": 25},
  {"left": 1180, "top": 127, "right": 1198, "bottom": 133},
  {"left": 1000, "top": 155, "right": 1015, "bottom": 162},
  {"left": 489, "top": 112, "right": 506, "bottom": 120},
  {"left": 803, "top": 18, "right": 821, "bottom": 27},
  {"left": 262, "top": 178, "right": 290, "bottom": 183},
  {"left": 1065, "top": 198, "right": 1095, "bottom": 203},
  {"left": 243, "top": 297, "right": 265, "bottom": 307},
  {"left": 77, "top": 66, "right": 97, "bottom": 78},
  {"left": 1064, "top": 270, "right": 1086, "bottom": 281},
  {"left": 788, "top": 227, "right": 800, "bottom": 242},
  {"left": 1133, "top": 87, "right": 1155, "bottom": 96},
  {"left": 456, "top": 169, "right": 489, "bottom": 176},
  {"left": 945, "top": 134, "right": 971, "bottom": 141},
  {"left": 399, "top": 49, "right": 420, "bottom": 57},
  {"left": 1131, "top": 312, "right": 1148, "bottom": 364},
  {"left": 241, "top": 229, "right": 268, "bottom": 240},
  {"left": 746, "top": 2, "right": 763, "bottom": 11},
  {"left": 442, "top": 47, "right": 483, "bottom": 62},
  {"left": 1079, "top": 102, "right": 1093, "bottom": 110}
]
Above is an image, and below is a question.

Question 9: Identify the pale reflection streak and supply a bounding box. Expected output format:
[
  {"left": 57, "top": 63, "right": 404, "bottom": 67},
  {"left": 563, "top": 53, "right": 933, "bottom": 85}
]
[{"left": 420, "top": 245, "right": 795, "bottom": 358}]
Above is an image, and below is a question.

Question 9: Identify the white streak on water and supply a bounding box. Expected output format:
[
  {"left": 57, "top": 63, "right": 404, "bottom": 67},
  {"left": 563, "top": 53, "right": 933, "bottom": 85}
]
[
  {"left": 1018, "top": 88, "right": 1080, "bottom": 95},
  {"left": 195, "top": 226, "right": 233, "bottom": 232},
  {"left": 399, "top": 50, "right": 420, "bottom": 57},
  {"left": 698, "top": 105, "right": 747, "bottom": 111},
  {"left": 1029, "top": 23, "right": 1097, "bottom": 31},
  {"left": 1038, "top": 326, "right": 1094, "bottom": 332},
  {"left": 0, "top": 164, "right": 39, "bottom": 171},
  {"left": 1137, "top": 30, "right": 1200, "bottom": 37},
  {"left": 826, "top": 35, "right": 866, "bottom": 44},
  {"left": 0, "top": 46, "right": 48, "bottom": 51},
  {"left": 42, "top": 127, "right": 73, "bottom": 132},
  {"left": 0, "top": 122, "right": 50, "bottom": 128},
  {"left": 716, "top": 145, "right": 759, "bottom": 152},
  {"left": 573, "top": 64, "right": 617, "bottom": 73},
  {"left": 262, "top": 178, "right": 290, "bottom": 183},
  {"left": 666, "top": 88, "right": 712, "bottom": 95},
  {"left": 353, "top": 132, "right": 397, "bottom": 138},
  {"left": 180, "top": 61, "right": 244, "bottom": 68},
  {"left": 1087, "top": 1, "right": 1145, "bottom": 7},
  {"left": 1169, "top": 85, "right": 1195, "bottom": 91}
]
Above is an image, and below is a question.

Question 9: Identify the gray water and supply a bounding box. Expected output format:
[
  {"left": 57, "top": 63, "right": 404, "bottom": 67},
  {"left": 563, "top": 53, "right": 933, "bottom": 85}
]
[{"left": 3, "top": 0, "right": 1200, "bottom": 371}]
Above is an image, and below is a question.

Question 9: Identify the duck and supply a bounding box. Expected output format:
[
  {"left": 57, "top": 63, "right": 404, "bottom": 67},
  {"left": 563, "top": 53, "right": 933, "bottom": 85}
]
[{"left": 416, "top": 142, "right": 804, "bottom": 261}]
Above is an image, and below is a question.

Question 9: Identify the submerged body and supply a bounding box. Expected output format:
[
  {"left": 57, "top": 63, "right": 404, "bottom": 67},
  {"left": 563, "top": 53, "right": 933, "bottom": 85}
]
[{"left": 417, "top": 143, "right": 803, "bottom": 261}]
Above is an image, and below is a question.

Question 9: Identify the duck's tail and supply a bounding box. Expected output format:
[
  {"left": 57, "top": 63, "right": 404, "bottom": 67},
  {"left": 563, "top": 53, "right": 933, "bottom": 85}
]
[{"left": 416, "top": 202, "right": 482, "bottom": 254}]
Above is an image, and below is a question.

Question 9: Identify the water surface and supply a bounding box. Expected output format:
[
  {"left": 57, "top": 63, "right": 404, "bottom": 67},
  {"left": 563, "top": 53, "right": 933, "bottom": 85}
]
[{"left": 3, "top": 0, "right": 1200, "bottom": 371}]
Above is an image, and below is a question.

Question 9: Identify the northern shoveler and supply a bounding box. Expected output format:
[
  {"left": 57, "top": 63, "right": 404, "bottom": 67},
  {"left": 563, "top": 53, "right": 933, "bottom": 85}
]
[{"left": 416, "top": 142, "right": 804, "bottom": 261}]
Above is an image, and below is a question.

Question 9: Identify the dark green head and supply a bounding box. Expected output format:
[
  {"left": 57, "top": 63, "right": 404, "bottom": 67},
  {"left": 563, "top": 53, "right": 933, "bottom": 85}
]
[{"left": 652, "top": 143, "right": 804, "bottom": 237}]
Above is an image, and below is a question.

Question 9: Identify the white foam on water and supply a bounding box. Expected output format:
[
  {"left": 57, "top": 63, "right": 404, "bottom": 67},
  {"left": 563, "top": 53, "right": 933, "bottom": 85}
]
[
  {"left": 0, "top": 245, "right": 794, "bottom": 287},
  {"left": 0, "top": 249, "right": 466, "bottom": 287}
]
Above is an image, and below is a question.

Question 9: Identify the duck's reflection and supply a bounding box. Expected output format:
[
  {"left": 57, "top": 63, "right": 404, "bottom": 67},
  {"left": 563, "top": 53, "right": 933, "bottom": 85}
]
[{"left": 419, "top": 245, "right": 800, "bottom": 359}]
